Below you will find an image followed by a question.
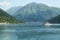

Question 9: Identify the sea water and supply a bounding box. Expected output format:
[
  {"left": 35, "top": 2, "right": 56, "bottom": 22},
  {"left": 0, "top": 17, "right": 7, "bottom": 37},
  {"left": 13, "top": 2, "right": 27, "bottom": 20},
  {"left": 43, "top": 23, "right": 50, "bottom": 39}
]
[{"left": 0, "top": 24, "right": 60, "bottom": 40}]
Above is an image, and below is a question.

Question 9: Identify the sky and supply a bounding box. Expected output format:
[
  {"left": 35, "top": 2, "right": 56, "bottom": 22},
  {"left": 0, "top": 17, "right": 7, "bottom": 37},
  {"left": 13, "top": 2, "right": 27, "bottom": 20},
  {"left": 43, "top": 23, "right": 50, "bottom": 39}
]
[{"left": 0, "top": 0, "right": 60, "bottom": 10}]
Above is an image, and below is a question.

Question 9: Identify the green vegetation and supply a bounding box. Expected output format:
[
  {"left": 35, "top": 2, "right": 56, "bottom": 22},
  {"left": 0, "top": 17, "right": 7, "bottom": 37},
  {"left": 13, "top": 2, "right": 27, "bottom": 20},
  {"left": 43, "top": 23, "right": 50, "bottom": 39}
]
[
  {"left": 47, "top": 15, "right": 60, "bottom": 23},
  {"left": 0, "top": 9, "right": 23, "bottom": 23}
]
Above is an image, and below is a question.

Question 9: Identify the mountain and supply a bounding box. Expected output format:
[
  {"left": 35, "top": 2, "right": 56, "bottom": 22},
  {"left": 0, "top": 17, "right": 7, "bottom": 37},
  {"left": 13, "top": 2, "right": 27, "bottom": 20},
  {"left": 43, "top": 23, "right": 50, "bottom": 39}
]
[
  {"left": 13, "top": 2, "right": 60, "bottom": 23},
  {"left": 7, "top": 6, "right": 22, "bottom": 15},
  {"left": 0, "top": 8, "right": 22, "bottom": 23},
  {"left": 47, "top": 15, "right": 60, "bottom": 23}
]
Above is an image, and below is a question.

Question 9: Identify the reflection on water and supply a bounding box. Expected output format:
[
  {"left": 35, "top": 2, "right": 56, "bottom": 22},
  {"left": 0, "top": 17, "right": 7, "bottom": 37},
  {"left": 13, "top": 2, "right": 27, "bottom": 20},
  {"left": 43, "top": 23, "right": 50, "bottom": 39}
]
[{"left": 0, "top": 24, "right": 60, "bottom": 40}]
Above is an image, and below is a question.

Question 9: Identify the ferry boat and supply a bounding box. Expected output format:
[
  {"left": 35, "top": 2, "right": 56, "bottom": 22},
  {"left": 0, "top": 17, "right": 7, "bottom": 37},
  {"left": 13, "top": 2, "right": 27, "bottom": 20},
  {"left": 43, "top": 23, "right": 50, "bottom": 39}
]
[{"left": 44, "top": 22, "right": 52, "bottom": 26}]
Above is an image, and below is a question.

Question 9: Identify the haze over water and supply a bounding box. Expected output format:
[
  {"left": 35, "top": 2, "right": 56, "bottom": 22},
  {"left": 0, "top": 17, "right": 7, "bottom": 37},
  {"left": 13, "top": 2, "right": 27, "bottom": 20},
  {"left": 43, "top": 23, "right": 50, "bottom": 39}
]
[{"left": 0, "top": 24, "right": 60, "bottom": 40}]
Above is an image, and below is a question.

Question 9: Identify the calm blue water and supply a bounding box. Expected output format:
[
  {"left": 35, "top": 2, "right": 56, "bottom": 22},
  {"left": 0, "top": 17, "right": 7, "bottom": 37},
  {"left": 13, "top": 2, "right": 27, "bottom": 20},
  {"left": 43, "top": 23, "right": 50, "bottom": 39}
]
[{"left": 0, "top": 24, "right": 60, "bottom": 40}]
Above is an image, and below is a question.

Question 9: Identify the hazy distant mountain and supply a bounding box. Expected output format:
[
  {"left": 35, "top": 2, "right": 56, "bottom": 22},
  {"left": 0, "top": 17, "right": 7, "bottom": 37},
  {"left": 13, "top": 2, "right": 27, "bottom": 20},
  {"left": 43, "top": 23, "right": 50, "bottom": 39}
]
[
  {"left": 0, "top": 8, "right": 22, "bottom": 23},
  {"left": 47, "top": 15, "right": 60, "bottom": 23},
  {"left": 13, "top": 2, "right": 59, "bottom": 23},
  {"left": 7, "top": 6, "right": 22, "bottom": 15}
]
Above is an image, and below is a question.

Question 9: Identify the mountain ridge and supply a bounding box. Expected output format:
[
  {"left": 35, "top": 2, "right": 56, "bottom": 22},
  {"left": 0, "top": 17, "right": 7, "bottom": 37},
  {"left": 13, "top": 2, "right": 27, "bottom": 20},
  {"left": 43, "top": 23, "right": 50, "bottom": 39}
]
[
  {"left": 47, "top": 15, "right": 60, "bottom": 23},
  {"left": 6, "top": 2, "right": 60, "bottom": 23},
  {"left": 7, "top": 6, "right": 22, "bottom": 15},
  {"left": 14, "top": 2, "right": 59, "bottom": 23},
  {"left": 0, "top": 8, "right": 22, "bottom": 23}
]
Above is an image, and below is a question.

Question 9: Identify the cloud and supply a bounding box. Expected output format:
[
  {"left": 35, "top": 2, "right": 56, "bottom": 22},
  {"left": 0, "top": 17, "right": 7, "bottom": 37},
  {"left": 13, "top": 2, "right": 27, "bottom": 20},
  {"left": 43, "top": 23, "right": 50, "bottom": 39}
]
[{"left": 0, "top": 1, "right": 11, "bottom": 6}]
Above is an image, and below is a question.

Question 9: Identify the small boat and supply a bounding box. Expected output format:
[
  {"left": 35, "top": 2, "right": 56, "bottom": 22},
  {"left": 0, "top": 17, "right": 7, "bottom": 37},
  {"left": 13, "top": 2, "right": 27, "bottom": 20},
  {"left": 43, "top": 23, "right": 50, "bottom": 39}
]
[{"left": 44, "top": 22, "right": 52, "bottom": 26}]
